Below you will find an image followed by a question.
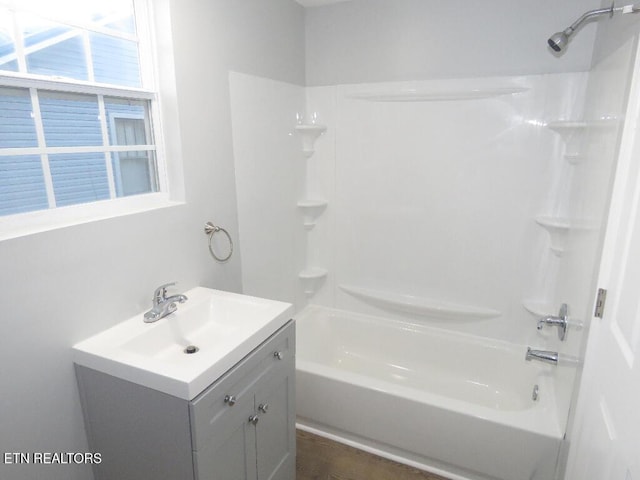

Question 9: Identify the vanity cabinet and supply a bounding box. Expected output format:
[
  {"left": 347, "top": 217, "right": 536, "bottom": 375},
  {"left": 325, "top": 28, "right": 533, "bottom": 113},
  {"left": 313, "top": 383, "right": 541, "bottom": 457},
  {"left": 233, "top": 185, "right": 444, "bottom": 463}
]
[{"left": 75, "top": 320, "right": 295, "bottom": 480}]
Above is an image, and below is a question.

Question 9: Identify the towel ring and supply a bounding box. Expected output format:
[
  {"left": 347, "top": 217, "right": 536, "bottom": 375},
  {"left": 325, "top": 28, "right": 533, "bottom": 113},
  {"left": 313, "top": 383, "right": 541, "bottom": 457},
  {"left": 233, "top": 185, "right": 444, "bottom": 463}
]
[{"left": 204, "top": 222, "right": 233, "bottom": 262}]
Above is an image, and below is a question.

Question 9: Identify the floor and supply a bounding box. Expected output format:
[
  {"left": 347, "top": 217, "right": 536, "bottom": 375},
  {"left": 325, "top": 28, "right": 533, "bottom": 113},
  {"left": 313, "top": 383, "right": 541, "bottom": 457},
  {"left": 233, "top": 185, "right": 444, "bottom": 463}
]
[{"left": 296, "top": 430, "right": 451, "bottom": 480}]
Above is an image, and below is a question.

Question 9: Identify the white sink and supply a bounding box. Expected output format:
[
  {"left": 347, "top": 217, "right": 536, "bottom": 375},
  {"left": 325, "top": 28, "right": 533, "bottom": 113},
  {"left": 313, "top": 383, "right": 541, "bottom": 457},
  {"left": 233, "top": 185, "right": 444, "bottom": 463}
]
[{"left": 72, "top": 287, "right": 293, "bottom": 400}]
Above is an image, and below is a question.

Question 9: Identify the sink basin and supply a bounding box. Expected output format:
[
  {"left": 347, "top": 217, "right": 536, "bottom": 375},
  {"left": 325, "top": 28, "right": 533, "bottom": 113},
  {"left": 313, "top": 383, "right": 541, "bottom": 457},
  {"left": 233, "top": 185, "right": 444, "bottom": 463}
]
[{"left": 72, "top": 287, "right": 293, "bottom": 400}]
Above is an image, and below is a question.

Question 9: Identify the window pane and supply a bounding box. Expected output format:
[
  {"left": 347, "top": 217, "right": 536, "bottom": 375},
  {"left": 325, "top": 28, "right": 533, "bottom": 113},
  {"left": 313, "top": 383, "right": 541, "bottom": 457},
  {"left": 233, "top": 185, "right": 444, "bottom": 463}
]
[
  {"left": 49, "top": 152, "right": 110, "bottom": 206},
  {"left": 25, "top": 0, "right": 136, "bottom": 35},
  {"left": 104, "top": 97, "right": 150, "bottom": 145},
  {"left": 0, "top": 8, "right": 18, "bottom": 72},
  {"left": 112, "top": 150, "right": 156, "bottom": 197},
  {"left": 91, "top": 33, "right": 141, "bottom": 87},
  {"left": 0, "top": 155, "right": 49, "bottom": 215},
  {"left": 87, "top": 0, "right": 136, "bottom": 35},
  {"left": 21, "top": 14, "right": 88, "bottom": 81},
  {"left": 39, "top": 92, "right": 102, "bottom": 147},
  {"left": 0, "top": 88, "right": 38, "bottom": 148}
]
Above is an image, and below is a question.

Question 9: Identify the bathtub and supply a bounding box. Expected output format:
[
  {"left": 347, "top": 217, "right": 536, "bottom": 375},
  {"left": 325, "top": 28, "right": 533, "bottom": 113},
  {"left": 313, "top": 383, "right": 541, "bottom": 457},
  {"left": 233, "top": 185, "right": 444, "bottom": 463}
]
[{"left": 295, "top": 305, "right": 563, "bottom": 480}]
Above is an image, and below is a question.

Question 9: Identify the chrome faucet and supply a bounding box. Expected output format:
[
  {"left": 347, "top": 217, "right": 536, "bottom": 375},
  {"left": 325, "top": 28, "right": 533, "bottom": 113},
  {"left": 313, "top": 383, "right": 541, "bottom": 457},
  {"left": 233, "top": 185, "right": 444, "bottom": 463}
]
[
  {"left": 525, "top": 347, "right": 558, "bottom": 365},
  {"left": 143, "top": 282, "right": 188, "bottom": 323},
  {"left": 537, "top": 303, "right": 569, "bottom": 341}
]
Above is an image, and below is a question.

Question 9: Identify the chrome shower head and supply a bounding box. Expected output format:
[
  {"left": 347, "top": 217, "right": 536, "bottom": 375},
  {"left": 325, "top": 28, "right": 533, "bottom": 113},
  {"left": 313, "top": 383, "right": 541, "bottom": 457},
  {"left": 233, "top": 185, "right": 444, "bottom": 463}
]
[
  {"left": 547, "top": 29, "right": 572, "bottom": 52},
  {"left": 547, "top": 3, "right": 623, "bottom": 53}
]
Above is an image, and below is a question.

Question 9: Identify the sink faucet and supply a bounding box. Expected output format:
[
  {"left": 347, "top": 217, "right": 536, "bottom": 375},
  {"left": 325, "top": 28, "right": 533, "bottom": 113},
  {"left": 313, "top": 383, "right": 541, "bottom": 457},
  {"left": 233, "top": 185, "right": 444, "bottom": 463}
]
[
  {"left": 525, "top": 347, "right": 558, "bottom": 365},
  {"left": 144, "top": 282, "right": 188, "bottom": 323}
]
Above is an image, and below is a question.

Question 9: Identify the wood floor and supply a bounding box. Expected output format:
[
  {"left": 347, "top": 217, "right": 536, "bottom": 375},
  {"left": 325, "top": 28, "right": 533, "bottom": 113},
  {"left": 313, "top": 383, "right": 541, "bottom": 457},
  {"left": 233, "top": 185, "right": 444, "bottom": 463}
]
[{"left": 296, "top": 430, "right": 451, "bottom": 480}]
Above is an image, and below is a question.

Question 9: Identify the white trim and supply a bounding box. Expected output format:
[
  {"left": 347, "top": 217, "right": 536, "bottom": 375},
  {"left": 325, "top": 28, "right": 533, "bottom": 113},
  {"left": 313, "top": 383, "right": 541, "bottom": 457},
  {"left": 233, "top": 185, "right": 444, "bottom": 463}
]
[
  {"left": 0, "top": 192, "right": 184, "bottom": 241},
  {"left": 0, "top": 145, "right": 156, "bottom": 156},
  {"left": 97, "top": 95, "right": 116, "bottom": 198},
  {"left": 0, "top": 72, "right": 155, "bottom": 99},
  {"left": 29, "top": 87, "right": 56, "bottom": 208}
]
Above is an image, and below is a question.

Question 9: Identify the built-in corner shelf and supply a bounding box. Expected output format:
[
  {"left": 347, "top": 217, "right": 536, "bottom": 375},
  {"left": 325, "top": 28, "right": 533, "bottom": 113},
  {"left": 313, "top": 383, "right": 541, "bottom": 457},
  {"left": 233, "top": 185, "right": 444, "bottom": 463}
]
[
  {"left": 295, "top": 124, "right": 327, "bottom": 158},
  {"left": 299, "top": 267, "right": 328, "bottom": 297},
  {"left": 535, "top": 216, "right": 595, "bottom": 256},
  {"left": 535, "top": 216, "right": 572, "bottom": 256},
  {"left": 297, "top": 199, "right": 328, "bottom": 230},
  {"left": 346, "top": 86, "right": 529, "bottom": 103},
  {"left": 339, "top": 285, "right": 501, "bottom": 321}
]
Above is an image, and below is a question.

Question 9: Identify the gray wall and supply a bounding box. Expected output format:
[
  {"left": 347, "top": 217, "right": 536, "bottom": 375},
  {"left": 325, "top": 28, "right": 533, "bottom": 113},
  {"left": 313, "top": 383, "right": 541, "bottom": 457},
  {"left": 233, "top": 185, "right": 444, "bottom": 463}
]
[
  {"left": 305, "top": 0, "right": 601, "bottom": 86},
  {"left": 0, "top": 1, "right": 304, "bottom": 479}
]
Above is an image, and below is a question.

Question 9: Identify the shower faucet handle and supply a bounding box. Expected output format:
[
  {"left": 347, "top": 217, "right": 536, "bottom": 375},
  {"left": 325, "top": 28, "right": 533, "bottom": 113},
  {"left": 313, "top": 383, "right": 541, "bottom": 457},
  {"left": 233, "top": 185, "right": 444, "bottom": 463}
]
[{"left": 537, "top": 303, "right": 569, "bottom": 341}]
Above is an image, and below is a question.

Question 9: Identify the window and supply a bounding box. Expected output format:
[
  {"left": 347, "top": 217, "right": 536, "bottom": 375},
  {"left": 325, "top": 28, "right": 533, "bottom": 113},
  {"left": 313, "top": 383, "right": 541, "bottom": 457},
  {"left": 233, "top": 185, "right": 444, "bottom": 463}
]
[{"left": 0, "top": 0, "right": 167, "bottom": 220}]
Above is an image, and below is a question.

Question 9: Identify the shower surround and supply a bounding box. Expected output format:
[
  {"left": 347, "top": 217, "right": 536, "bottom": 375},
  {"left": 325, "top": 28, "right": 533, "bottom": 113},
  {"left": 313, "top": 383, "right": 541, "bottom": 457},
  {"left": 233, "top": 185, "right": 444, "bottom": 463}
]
[{"left": 230, "top": 70, "right": 589, "bottom": 480}]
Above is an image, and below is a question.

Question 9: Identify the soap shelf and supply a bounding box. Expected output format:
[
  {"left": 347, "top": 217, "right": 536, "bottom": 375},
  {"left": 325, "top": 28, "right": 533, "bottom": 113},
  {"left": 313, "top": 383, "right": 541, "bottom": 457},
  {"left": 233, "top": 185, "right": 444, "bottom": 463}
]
[
  {"left": 346, "top": 86, "right": 529, "bottom": 102},
  {"left": 339, "top": 285, "right": 501, "bottom": 320},
  {"left": 299, "top": 268, "right": 328, "bottom": 296},
  {"left": 295, "top": 124, "right": 327, "bottom": 158},
  {"left": 297, "top": 199, "right": 328, "bottom": 230},
  {"left": 535, "top": 216, "right": 594, "bottom": 256},
  {"left": 535, "top": 216, "right": 572, "bottom": 256}
]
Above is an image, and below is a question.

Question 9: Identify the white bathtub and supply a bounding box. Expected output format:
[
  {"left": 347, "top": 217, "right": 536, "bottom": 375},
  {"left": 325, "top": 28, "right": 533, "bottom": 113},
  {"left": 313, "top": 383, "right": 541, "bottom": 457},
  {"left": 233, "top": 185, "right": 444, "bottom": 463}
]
[{"left": 295, "top": 305, "right": 563, "bottom": 480}]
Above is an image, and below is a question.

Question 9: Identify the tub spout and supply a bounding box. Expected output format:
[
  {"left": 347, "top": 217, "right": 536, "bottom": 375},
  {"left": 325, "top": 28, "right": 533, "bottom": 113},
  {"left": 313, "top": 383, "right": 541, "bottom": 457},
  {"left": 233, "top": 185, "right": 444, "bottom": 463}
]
[{"left": 525, "top": 347, "right": 558, "bottom": 365}]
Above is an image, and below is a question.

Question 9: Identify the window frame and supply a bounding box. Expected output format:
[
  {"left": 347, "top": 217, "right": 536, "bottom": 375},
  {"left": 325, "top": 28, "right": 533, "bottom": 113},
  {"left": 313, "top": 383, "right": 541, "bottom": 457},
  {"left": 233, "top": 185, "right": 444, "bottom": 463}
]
[{"left": 0, "top": 0, "right": 183, "bottom": 241}]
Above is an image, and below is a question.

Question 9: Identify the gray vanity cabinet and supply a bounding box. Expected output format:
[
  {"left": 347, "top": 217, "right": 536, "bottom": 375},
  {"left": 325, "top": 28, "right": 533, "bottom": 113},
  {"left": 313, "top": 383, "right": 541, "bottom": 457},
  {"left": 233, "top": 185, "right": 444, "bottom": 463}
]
[
  {"left": 76, "top": 320, "right": 295, "bottom": 480},
  {"left": 191, "top": 321, "right": 295, "bottom": 480}
]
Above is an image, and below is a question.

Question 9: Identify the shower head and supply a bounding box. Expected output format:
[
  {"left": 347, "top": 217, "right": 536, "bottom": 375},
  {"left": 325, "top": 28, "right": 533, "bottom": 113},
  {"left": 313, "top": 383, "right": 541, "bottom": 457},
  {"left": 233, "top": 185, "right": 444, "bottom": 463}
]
[
  {"left": 547, "top": 29, "right": 572, "bottom": 52},
  {"left": 547, "top": 3, "right": 639, "bottom": 53}
]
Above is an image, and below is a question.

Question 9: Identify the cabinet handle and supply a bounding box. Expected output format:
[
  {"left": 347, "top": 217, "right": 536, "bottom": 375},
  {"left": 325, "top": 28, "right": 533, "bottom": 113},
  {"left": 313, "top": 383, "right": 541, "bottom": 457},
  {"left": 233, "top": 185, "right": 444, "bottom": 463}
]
[
  {"left": 224, "top": 395, "right": 236, "bottom": 406},
  {"left": 273, "top": 351, "right": 283, "bottom": 360},
  {"left": 248, "top": 415, "right": 259, "bottom": 425},
  {"left": 258, "top": 403, "right": 269, "bottom": 413}
]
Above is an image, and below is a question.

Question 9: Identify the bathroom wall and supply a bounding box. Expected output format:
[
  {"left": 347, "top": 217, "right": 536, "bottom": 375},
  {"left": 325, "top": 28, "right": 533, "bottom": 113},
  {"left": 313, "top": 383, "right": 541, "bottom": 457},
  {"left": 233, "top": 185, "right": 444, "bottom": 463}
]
[
  {"left": 305, "top": 0, "right": 602, "bottom": 86},
  {"left": 0, "top": 1, "right": 304, "bottom": 480}
]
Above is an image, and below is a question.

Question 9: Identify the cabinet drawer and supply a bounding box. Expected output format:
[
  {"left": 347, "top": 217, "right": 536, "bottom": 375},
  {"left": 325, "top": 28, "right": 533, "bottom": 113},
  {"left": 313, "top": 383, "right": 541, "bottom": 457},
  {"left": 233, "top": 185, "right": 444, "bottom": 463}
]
[{"left": 190, "top": 320, "right": 295, "bottom": 451}]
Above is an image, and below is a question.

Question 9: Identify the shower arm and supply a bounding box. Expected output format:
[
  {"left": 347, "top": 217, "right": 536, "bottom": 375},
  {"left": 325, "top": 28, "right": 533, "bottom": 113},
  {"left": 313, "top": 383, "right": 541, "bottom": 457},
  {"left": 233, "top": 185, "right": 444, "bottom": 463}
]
[{"left": 566, "top": 3, "right": 640, "bottom": 36}]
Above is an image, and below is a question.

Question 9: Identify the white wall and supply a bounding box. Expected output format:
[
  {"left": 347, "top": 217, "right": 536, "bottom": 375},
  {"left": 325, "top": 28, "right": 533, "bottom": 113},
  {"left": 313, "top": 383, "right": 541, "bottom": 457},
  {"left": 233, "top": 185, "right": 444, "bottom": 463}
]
[
  {"left": 305, "top": 0, "right": 601, "bottom": 86},
  {"left": 0, "top": 1, "right": 304, "bottom": 480}
]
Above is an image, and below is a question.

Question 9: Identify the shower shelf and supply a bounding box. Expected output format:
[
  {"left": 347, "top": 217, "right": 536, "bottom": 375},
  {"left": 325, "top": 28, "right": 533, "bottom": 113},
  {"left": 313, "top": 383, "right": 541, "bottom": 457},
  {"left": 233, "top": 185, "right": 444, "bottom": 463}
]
[
  {"left": 297, "top": 199, "right": 328, "bottom": 229},
  {"left": 295, "top": 124, "right": 327, "bottom": 158},
  {"left": 299, "top": 267, "right": 328, "bottom": 297},
  {"left": 345, "top": 86, "right": 529, "bottom": 102},
  {"left": 535, "top": 216, "right": 594, "bottom": 256},
  {"left": 339, "top": 285, "right": 501, "bottom": 320}
]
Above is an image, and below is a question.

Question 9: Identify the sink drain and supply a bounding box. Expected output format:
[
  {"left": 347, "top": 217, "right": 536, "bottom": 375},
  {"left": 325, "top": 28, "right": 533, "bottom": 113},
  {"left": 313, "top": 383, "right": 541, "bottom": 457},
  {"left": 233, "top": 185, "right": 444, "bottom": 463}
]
[{"left": 184, "top": 345, "right": 199, "bottom": 354}]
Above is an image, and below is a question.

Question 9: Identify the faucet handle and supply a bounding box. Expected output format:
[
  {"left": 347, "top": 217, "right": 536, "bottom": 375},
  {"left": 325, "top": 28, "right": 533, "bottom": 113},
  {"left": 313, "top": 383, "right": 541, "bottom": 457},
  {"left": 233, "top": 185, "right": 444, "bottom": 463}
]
[{"left": 153, "top": 282, "right": 176, "bottom": 303}]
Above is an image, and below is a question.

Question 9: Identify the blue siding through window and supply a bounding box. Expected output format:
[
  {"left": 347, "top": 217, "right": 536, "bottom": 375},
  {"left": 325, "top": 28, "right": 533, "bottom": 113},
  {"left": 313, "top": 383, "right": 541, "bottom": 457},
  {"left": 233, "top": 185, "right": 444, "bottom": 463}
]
[
  {"left": 0, "top": 155, "right": 48, "bottom": 215},
  {"left": 26, "top": 34, "right": 88, "bottom": 81},
  {"left": 49, "top": 152, "right": 110, "bottom": 207},
  {"left": 40, "top": 94, "right": 102, "bottom": 147},
  {"left": 0, "top": 90, "right": 38, "bottom": 148}
]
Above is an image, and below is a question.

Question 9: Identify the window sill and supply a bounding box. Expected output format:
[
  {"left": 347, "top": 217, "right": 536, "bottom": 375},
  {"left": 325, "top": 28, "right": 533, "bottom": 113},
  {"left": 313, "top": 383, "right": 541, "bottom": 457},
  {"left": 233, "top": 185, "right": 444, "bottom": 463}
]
[{"left": 0, "top": 193, "right": 184, "bottom": 242}]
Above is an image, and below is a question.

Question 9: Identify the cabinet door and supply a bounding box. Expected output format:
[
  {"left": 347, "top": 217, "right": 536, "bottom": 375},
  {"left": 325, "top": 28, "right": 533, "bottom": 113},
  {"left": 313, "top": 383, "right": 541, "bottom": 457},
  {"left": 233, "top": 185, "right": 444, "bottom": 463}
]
[
  {"left": 255, "top": 360, "right": 295, "bottom": 480},
  {"left": 193, "top": 400, "right": 257, "bottom": 480}
]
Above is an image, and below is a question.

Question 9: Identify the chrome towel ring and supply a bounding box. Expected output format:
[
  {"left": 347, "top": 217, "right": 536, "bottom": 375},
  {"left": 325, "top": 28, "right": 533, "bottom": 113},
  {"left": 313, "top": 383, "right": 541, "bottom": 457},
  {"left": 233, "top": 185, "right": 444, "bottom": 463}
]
[{"left": 204, "top": 222, "right": 233, "bottom": 262}]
